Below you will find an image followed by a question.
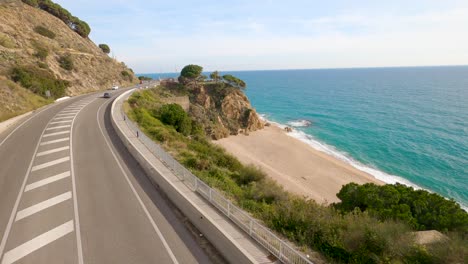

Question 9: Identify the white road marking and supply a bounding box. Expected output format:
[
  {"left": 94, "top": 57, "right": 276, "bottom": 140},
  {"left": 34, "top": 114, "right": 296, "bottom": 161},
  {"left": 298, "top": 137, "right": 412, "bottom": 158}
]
[
  {"left": 15, "top": 192, "right": 72, "bottom": 221},
  {"left": 46, "top": 125, "right": 71, "bottom": 130},
  {"left": 96, "top": 101, "right": 179, "bottom": 264},
  {"left": 43, "top": 131, "right": 69, "bottom": 137},
  {"left": 39, "top": 137, "right": 69, "bottom": 146},
  {"left": 60, "top": 110, "right": 78, "bottom": 113},
  {"left": 55, "top": 113, "right": 76, "bottom": 117},
  {"left": 25, "top": 171, "right": 71, "bottom": 192},
  {"left": 31, "top": 157, "right": 70, "bottom": 172},
  {"left": 1, "top": 221, "right": 74, "bottom": 264},
  {"left": 53, "top": 117, "right": 74, "bottom": 121},
  {"left": 49, "top": 120, "right": 72, "bottom": 125},
  {"left": 36, "top": 146, "right": 70, "bottom": 157}
]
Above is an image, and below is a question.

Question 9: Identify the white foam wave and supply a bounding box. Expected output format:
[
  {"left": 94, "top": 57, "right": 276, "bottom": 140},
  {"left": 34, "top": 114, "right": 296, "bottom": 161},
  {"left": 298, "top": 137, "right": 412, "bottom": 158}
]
[
  {"left": 263, "top": 116, "right": 466, "bottom": 201},
  {"left": 287, "top": 119, "right": 312, "bottom": 127}
]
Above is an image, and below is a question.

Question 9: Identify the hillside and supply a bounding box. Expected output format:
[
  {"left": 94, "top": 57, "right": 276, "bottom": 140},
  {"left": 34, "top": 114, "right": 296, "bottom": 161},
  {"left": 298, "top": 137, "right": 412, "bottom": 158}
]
[{"left": 0, "top": 0, "right": 136, "bottom": 121}]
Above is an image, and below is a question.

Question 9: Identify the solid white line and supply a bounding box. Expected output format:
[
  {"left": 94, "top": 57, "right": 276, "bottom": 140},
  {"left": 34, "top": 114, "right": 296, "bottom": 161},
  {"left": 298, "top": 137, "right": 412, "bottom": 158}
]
[
  {"left": 36, "top": 146, "right": 70, "bottom": 157},
  {"left": 31, "top": 157, "right": 69, "bottom": 171},
  {"left": 46, "top": 125, "right": 71, "bottom": 130},
  {"left": 96, "top": 101, "right": 179, "bottom": 264},
  {"left": 1, "top": 221, "right": 74, "bottom": 264},
  {"left": 43, "top": 131, "right": 69, "bottom": 137},
  {"left": 50, "top": 120, "right": 72, "bottom": 125},
  {"left": 25, "top": 171, "right": 71, "bottom": 192},
  {"left": 69, "top": 104, "right": 85, "bottom": 264},
  {"left": 39, "top": 137, "right": 69, "bottom": 146},
  {"left": 0, "top": 111, "right": 57, "bottom": 259},
  {"left": 15, "top": 192, "right": 72, "bottom": 221}
]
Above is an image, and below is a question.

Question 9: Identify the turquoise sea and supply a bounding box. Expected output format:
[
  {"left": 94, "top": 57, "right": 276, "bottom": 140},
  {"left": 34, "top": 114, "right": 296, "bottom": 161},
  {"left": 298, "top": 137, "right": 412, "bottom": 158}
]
[{"left": 142, "top": 66, "right": 468, "bottom": 209}]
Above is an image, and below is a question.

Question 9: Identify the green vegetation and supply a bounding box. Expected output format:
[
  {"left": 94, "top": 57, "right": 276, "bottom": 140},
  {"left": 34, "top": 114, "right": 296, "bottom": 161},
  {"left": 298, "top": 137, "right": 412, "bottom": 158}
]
[
  {"left": 158, "top": 104, "right": 192, "bottom": 135},
  {"left": 0, "top": 33, "right": 15, "bottom": 48},
  {"left": 138, "top": 76, "right": 153, "bottom": 81},
  {"left": 98, "top": 44, "right": 110, "bottom": 54},
  {"left": 335, "top": 183, "right": 468, "bottom": 233},
  {"left": 10, "top": 65, "right": 69, "bottom": 98},
  {"left": 121, "top": 70, "right": 133, "bottom": 82},
  {"left": 127, "top": 87, "right": 467, "bottom": 263},
  {"left": 33, "top": 25, "right": 56, "bottom": 39},
  {"left": 179, "top": 64, "right": 203, "bottom": 84},
  {"left": 33, "top": 45, "right": 48, "bottom": 60},
  {"left": 22, "top": 0, "right": 91, "bottom": 38},
  {"left": 222, "top": 74, "right": 246, "bottom": 89},
  {"left": 0, "top": 80, "right": 50, "bottom": 122},
  {"left": 58, "top": 54, "right": 74, "bottom": 71}
]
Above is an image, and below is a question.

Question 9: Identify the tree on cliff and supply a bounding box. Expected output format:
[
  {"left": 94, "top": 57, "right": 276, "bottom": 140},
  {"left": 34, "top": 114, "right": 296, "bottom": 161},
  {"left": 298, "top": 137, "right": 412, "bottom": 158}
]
[
  {"left": 222, "top": 74, "right": 246, "bottom": 90},
  {"left": 179, "top": 64, "right": 203, "bottom": 85},
  {"left": 99, "top": 44, "right": 110, "bottom": 54},
  {"left": 210, "top": 71, "right": 221, "bottom": 83}
]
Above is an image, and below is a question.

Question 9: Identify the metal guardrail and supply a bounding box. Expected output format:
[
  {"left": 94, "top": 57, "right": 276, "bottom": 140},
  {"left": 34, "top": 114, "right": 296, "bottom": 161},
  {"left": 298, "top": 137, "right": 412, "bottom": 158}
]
[{"left": 119, "top": 90, "right": 313, "bottom": 264}]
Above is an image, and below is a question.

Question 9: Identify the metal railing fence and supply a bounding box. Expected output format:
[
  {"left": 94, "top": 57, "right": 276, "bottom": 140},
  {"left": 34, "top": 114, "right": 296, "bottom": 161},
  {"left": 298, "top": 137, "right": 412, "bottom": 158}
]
[{"left": 119, "top": 95, "right": 313, "bottom": 264}]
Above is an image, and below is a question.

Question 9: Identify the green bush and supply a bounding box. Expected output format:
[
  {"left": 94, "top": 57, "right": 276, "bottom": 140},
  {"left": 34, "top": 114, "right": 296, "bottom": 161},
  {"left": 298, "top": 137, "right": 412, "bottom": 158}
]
[
  {"left": 10, "top": 65, "right": 69, "bottom": 98},
  {"left": 33, "top": 26, "right": 56, "bottom": 39},
  {"left": 21, "top": 0, "right": 38, "bottom": 7},
  {"left": 159, "top": 104, "right": 192, "bottom": 135},
  {"left": 98, "top": 44, "right": 110, "bottom": 54},
  {"left": 58, "top": 54, "right": 73, "bottom": 71},
  {"left": 335, "top": 183, "right": 468, "bottom": 233},
  {"left": 121, "top": 70, "right": 133, "bottom": 82}
]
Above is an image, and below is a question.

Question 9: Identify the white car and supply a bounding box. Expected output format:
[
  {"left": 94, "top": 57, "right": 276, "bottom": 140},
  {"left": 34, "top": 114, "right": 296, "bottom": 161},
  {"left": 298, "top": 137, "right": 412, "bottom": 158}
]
[{"left": 111, "top": 85, "right": 119, "bottom": 90}]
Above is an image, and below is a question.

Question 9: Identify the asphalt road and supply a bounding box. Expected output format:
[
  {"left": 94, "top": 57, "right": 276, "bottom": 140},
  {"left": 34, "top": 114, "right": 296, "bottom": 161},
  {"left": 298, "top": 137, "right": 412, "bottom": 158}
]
[{"left": 0, "top": 89, "right": 217, "bottom": 264}]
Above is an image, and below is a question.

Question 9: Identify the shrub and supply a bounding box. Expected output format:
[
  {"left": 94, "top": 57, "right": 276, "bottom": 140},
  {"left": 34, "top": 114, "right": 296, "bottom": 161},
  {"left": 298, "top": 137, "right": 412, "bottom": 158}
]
[
  {"left": 10, "top": 65, "right": 69, "bottom": 98},
  {"left": 121, "top": 70, "right": 133, "bottom": 82},
  {"left": 98, "top": 44, "right": 110, "bottom": 54},
  {"left": 21, "top": 0, "right": 38, "bottom": 7},
  {"left": 159, "top": 103, "right": 192, "bottom": 135},
  {"left": 34, "top": 46, "right": 49, "bottom": 60},
  {"left": 335, "top": 183, "right": 468, "bottom": 233},
  {"left": 58, "top": 54, "right": 73, "bottom": 71},
  {"left": 0, "top": 33, "right": 15, "bottom": 48},
  {"left": 33, "top": 26, "right": 56, "bottom": 39}
]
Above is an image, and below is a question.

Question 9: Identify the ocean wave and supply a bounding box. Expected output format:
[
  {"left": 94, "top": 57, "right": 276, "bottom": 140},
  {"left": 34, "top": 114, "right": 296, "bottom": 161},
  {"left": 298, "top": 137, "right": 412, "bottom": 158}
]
[
  {"left": 265, "top": 117, "right": 468, "bottom": 211},
  {"left": 287, "top": 119, "right": 312, "bottom": 127}
]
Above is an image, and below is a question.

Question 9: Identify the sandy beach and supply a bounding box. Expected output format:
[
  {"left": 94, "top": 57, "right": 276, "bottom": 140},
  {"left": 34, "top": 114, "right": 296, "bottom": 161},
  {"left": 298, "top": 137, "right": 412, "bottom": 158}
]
[{"left": 215, "top": 125, "right": 383, "bottom": 204}]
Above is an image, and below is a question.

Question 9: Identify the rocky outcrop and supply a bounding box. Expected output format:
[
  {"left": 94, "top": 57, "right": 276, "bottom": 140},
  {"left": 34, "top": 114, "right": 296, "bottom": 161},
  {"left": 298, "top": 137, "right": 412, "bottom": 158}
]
[{"left": 186, "top": 83, "right": 264, "bottom": 139}]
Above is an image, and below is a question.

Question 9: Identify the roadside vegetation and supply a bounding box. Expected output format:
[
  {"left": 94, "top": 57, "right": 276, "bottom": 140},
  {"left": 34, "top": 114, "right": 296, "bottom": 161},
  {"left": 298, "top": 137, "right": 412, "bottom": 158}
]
[
  {"left": 10, "top": 65, "right": 69, "bottom": 98},
  {"left": 22, "top": 0, "right": 90, "bottom": 38},
  {"left": 126, "top": 67, "right": 468, "bottom": 263},
  {"left": 33, "top": 25, "right": 56, "bottom": 39}
]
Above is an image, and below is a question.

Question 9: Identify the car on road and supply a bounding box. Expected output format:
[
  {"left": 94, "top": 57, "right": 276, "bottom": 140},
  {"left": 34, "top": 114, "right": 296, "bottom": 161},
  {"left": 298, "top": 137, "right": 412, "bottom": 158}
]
[
  {"left": 103, "top": 92, "right": 111, "bottom": 98},
  {"left": 111, "top": 85, "right": 119, "bottom": 90}
]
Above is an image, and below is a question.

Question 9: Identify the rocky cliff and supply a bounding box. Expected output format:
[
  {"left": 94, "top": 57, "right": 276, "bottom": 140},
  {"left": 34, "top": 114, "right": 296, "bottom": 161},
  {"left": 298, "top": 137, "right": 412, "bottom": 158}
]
[
  {"left": 0, "top": 0, "right": 136, "bottom": 121},
  {"left": 186, "top": 83, "right": 264, "bottom": 139}
]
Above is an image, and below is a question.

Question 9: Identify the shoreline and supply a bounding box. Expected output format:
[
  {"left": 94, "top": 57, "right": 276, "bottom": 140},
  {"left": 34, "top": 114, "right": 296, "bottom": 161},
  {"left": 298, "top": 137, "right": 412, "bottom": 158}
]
[{"left": 215, "top": 124, "right": 384, "bottom": 204}]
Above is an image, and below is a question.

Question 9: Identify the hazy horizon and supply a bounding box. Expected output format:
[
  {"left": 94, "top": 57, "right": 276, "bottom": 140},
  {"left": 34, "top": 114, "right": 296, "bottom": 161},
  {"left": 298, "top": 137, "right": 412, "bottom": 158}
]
[{"left": 54, "top": 0, "right": 468, "bottom": 73}]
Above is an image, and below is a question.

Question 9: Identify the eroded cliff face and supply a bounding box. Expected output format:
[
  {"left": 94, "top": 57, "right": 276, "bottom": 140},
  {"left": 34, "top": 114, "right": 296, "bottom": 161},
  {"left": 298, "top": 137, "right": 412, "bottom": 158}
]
[{"left": 188, "top": 84, "right": 264, "bottom": 139}]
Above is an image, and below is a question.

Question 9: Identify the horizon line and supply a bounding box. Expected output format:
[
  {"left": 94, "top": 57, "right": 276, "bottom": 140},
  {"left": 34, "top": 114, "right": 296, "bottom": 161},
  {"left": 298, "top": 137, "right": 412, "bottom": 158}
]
[{"left": 136, "top": 64, "right": 468, "bottom": 75}]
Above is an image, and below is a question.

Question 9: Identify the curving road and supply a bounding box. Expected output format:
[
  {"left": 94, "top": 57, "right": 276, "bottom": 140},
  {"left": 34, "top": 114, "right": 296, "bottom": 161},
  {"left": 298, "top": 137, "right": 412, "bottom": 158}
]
[{"left": 0, "top": 88, "right": 217, "bottom": 264}]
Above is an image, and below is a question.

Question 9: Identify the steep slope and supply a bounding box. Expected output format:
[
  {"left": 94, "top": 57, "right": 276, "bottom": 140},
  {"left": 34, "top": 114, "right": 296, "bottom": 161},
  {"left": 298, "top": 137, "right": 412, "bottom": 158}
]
[{"left": 0, "top": 0, "right": 136, "bottom": 120}]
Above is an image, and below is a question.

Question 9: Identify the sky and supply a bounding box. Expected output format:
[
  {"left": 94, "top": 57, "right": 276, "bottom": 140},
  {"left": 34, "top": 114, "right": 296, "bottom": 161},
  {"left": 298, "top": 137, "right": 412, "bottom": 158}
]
[{"left": 54, "top": 0, "right": 468, "bottom": 73}]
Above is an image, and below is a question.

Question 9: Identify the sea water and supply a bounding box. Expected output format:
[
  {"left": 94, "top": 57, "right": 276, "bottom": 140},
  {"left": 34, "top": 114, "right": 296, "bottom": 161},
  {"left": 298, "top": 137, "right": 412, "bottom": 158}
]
[{"left": 142, "top": 66, "right": 468, "bottom": 209}]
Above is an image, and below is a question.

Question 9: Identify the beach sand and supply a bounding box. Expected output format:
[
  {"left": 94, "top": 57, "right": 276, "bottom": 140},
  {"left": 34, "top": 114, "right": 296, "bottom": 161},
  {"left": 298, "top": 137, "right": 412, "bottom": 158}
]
[{"left": 214, "top": 125, "right": 383, "bottom": 204}]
